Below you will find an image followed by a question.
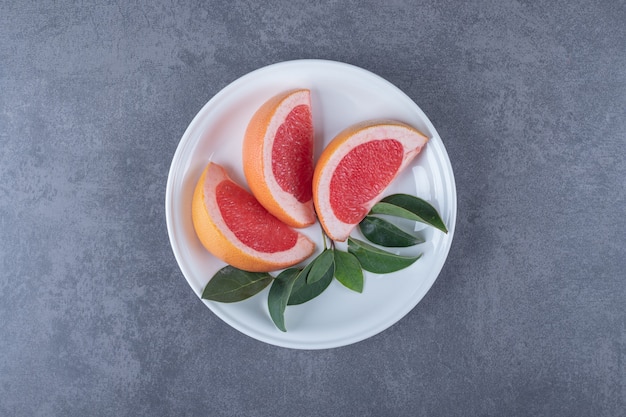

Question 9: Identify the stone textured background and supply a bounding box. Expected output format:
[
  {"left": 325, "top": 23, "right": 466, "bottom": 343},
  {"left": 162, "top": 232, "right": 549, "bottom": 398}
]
[{"left": 1, "top": 1, "right": 624, "bottom": 416}]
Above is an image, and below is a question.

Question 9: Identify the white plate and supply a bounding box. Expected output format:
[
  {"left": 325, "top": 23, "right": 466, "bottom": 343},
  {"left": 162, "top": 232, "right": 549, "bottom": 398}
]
[{"left": 166, "top": 59, "right": 456, "bottom": 349}]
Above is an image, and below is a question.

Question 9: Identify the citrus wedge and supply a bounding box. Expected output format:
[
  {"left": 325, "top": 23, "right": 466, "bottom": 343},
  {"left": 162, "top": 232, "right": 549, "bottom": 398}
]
[
  {"left": 192, "top": 162, "right": 315, "bottom": 272},
  {"left": 243, "top": 89, "right": 316, "bottom": 228},
  {"left": 313, "top": 120, "right": 429, "bottom": 242}
]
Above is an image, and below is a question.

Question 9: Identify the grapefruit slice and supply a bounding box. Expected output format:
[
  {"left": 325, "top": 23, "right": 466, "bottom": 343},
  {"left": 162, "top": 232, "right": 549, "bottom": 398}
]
[
  {"left": 192, "top": 162, "right": 315, "bottom": 272},
  {"left": 243, "top": 89, "right": 316, "bottom": 228},
  {"left": 313, "top": 120, "right": 429, "bottom": 242}
]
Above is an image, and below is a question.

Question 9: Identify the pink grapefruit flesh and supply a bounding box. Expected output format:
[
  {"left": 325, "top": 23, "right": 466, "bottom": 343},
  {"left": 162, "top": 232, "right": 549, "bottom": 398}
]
[
  {"left": 329, "top": 139, "right": 404, "bottom": 223},
  {"left": 216, "top": 181, "right": 298, "bottom": 253},
  {"left": 272, "top": 104, "right": 314, "bottom": 204}
]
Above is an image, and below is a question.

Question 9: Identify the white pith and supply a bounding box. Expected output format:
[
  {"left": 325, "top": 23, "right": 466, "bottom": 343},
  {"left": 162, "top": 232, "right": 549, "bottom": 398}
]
[
  {"left": 262, "top": 90, "right": 314, "bottom": 224},
  {"left": 203, "top": 164, "right": 313, "bottom": 263},
  {"left": 317, "top": 124, "right": 428, "bottom": 241}
]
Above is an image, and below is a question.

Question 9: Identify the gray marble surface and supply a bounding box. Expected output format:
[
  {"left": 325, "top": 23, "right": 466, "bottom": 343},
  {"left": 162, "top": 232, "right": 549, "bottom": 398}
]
[{"left": 1, "top": 1, "right": 624, "bottom": 416}]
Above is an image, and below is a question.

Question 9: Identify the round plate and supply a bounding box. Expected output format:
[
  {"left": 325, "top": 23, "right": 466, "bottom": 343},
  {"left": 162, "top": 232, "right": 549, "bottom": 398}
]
[{"left": 166, "top": 59, "right": 456, "bottom": 349}]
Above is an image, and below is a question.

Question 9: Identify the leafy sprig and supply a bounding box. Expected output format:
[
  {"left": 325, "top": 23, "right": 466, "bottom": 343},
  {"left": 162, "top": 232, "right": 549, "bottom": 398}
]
[{"left": 201, "top": 194, "right": 447, "bottom": 331}]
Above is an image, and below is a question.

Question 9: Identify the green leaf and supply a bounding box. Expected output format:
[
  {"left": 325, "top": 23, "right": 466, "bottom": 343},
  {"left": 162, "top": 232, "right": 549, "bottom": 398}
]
[
  {"left": 347, "top": 238, "right": 421, "bottom": 274},
  {"left": 288, "top": 263, "right": 334, "bottom": 305},
  {"left": 371, "top": 194, "right": 448, "bottom": 233},
  {"left": 307, "top": 249, "right": 335, "bottom": 284},
  {"left": 289, "top": 263, "right": 312, "bottom": 296},
  {"left": 359, "top": 216, "right": 425, "bottom": 247},
  {"left": 201, "top": 266, "right": 273, "bottom": 303},
  {"left": 267, "top": 268, "right": 300, "bottom": 332},
  {"left": 333, "top": 250, "right": 363, "bottom": 293}
]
